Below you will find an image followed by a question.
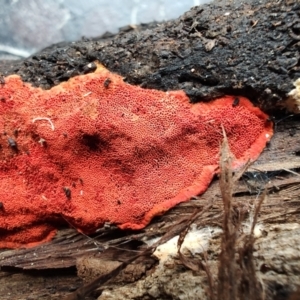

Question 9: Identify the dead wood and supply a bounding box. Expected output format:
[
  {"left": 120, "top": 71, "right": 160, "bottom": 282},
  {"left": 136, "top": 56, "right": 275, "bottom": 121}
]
[
  {"left": 216, "top": 133, "right": 263, "bottom": 300},
  {"left": 0, "top": 0, "right": 300, "bottom": 112},
  {"left": 0, "top": 0, "right": 300, "bottom": 299},
  {"left": 1, "top": 117, "right": 300, "bottom": 299}
]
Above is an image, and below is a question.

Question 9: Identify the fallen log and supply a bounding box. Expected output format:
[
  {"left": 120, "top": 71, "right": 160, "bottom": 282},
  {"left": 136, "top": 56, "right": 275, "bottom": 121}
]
[{"left": 0, "top": 0, "right": 300, "bottom": 299}]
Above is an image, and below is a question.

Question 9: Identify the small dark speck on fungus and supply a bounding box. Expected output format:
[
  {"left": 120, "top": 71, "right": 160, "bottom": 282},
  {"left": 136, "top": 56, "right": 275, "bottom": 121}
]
[
  {"left": 232, "top": 97, "right": 240, "bottom": 107},
  {"left": 8, "top": 137, "right": 18, "bottom": 150},
  {"left": 63, "top": 187, "right": 71, "bottom": 199},
  {"left": 104, "top": 78, "right": 111, "bottom": 88}
]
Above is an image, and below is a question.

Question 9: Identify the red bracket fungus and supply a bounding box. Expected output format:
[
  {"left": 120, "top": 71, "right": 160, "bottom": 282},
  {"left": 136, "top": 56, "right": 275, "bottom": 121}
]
[{"left": 0, "top": 64, "right": 273, "bottom": 248}]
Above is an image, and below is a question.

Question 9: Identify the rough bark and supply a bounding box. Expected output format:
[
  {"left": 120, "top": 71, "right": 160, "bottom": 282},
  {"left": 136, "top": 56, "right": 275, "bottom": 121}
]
[
  {"left": 1, "top": 0, "right": 300, "bottom": 111},
  {"left": 0, "top": 0, "right": 300, "bottom": 299}
]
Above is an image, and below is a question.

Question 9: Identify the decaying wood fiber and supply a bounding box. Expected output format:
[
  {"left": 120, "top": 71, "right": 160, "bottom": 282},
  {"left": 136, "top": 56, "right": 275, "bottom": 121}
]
[{"left": 0, "top": 0, "right": 300, "bottom": 299}]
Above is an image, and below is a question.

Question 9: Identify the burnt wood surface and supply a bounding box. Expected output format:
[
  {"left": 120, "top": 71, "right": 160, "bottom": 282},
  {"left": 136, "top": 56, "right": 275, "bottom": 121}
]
[
  {"left": 0, "top": 0, "right": 300, "bottom": 111},
  {"left": 0, "top": 0, "right": 300, "bottom": 299}
]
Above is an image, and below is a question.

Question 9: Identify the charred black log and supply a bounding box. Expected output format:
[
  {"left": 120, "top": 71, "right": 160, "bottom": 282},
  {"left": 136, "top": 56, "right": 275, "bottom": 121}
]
[{"left": 0, "top": 0, "right": 299, "bottom": 113}]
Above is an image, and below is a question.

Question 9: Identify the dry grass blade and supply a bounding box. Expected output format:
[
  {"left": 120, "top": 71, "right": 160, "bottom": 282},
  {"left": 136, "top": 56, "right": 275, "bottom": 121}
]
[
  {"left": 217, "top": 130, "right": 239, "bottom": 300},
  {"left": 237, "top": 190, "right": 265, "bottom": 300},
  {"left": 217, "top": 129, "right": 265, "bottom": 300}
]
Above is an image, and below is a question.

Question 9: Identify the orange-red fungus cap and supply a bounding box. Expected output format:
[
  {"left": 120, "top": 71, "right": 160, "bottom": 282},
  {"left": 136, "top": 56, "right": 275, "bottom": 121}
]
[{"left": 0, "top": 64, "right": 273, "bottom": 248}]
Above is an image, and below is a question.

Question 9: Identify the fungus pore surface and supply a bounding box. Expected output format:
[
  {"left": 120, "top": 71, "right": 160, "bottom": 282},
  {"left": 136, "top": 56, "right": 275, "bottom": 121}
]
[{"left": 0, "top": 64, "right": 273, "bottom": 248}]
